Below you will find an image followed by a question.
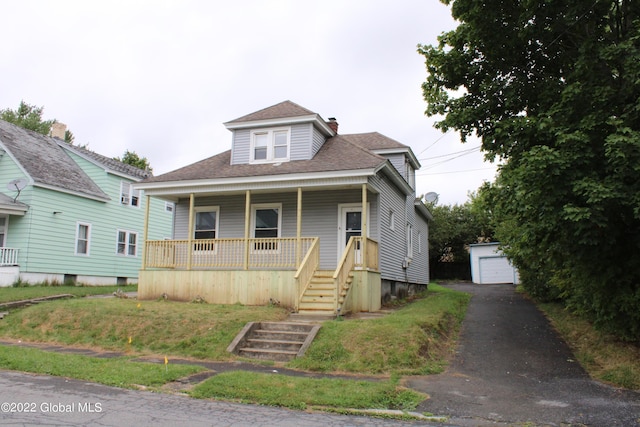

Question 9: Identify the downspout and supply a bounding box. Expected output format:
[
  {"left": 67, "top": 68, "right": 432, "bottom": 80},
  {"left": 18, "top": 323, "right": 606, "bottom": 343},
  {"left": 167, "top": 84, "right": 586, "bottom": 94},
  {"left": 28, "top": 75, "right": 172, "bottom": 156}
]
[{"left": 187, "top": 193, "right": 194, "bottom": 270}]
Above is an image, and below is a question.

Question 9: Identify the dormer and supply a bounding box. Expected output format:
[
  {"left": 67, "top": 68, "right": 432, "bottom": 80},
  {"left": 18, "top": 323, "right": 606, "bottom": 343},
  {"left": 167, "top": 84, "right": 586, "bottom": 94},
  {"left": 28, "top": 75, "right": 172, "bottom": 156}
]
[{"left": 224, "top": 101, "right": 336, "bottom": 165}]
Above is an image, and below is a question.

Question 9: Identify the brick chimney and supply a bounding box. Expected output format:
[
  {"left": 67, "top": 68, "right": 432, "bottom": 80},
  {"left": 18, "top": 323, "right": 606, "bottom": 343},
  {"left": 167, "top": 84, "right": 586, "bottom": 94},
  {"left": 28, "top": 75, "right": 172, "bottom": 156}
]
[
  {"left": 50, "top": 122, "right": 67, "bottom": 139},
  {"left": 327, "top": 117, "right": 339, "bottom": 134}
]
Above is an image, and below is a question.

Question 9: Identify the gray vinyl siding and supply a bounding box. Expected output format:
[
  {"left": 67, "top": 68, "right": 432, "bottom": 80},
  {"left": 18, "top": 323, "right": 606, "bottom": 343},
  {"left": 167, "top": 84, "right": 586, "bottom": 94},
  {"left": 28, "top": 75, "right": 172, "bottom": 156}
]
[
  {"left": 289, "top": 124, "right": 312, "bottom": 161},
  {"left": 384, "top": 153, "right": 407, "bottom": 178},
  {"left": 311, "top": 126, "right": 325, "bottom": 157},
  {"left": 230, "top": 129, "right": 251, "bottom": 164},
  {"left": 371, "top": 174, "right": 409, "bottom": 283},
  {"left": 172, "top": 189, "right": 379, "bottom": 270},
  {"left": 230, "top": 124, "right": 315, "bottom": 164}
]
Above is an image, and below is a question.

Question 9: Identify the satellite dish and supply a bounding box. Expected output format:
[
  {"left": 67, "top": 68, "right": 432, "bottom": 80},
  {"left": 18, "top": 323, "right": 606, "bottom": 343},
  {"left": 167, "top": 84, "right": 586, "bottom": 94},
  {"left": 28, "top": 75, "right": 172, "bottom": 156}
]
[
  {"left": 7, "top": 178, "right": 27, "bottom": 191},
  {"left": 7, "top": 178, "right": 28, "bottom": 202},
  {"left": 424, "top": 192, "right": 439, "bottom": 203}
]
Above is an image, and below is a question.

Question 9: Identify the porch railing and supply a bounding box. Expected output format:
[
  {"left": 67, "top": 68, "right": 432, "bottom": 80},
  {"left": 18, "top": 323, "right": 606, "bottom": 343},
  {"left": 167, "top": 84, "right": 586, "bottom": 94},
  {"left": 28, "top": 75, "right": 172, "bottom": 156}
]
[
  {"left": 0, "top": 247, "right": 19, "bottom": 266},
  {"left": 144, "top": 237, "right": 316, "bottom": 270}
]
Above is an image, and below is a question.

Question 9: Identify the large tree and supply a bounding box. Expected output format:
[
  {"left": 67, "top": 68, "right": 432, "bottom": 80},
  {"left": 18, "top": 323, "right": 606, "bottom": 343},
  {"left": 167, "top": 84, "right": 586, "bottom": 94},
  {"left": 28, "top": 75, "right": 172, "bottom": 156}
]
[{"left": 419, "top": 1, "right": 640, "bottom": 339}]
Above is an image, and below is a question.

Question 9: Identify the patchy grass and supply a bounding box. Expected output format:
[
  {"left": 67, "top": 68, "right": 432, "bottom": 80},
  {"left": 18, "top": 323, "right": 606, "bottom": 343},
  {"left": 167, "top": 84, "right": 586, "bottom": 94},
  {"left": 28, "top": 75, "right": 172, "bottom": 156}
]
[
  {"left": 0, "top": 344, "right": 204, "bottom": 389},
  {"left": 0, "top": 298, "right": 289, "bottom": 360},
  {"left": 190, "top": 371, "right": 425, "bottom": 411},
  {"left": 0, "top": 284, "right": 137, "bottom": 303},
  {"left": 288, "top": 284, "right": 470, "bottom": 375},
  {"left": 539, "top": 302, "right": 640, "bottom": 390}
]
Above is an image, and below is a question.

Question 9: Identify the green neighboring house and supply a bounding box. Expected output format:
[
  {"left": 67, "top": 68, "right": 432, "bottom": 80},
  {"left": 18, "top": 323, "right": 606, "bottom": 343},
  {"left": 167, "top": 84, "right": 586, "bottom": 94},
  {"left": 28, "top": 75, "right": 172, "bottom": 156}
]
[{"left": 0, "top": 119, "right": 173, "bottom": 286}]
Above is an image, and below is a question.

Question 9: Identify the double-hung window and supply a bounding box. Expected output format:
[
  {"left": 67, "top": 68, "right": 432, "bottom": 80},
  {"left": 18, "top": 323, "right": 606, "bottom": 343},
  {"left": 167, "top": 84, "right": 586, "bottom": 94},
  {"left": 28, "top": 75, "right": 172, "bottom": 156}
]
[
  {"left": 120, "top": 182, "right": 140, "bottom": 207},
  {"left": 250, "top": 128, "right": 289, "bottom": 163},
  {"left": 406, "top": 224, "right": 413, "bottom": 259},
  {"left": 251, "top": 203, "right": 281, "bottom": 251},
  {"left": 117, "top": 230, "right": 137, "bottom": 256},
  {"left": 75, "top": 222, "right": 91, "bottom": 256},
  {"left": 193, "top": 207, "right": 219, "bottom": 252}
]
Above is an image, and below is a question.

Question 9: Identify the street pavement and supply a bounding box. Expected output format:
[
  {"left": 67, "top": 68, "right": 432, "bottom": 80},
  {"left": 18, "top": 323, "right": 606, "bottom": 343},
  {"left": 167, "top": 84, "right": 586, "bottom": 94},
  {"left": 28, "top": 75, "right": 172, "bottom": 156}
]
[{"left": 0, "top": 370, "right": 446, "bottom": 427}]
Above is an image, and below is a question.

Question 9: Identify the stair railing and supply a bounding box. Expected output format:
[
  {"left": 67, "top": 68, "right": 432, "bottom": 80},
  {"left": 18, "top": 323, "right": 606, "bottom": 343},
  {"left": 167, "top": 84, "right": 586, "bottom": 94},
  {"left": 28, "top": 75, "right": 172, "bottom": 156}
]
[
  {"left": 293, "top": 237, "right": 320, "bottom": 311},
  {"left": 333, "top": 236, "right": 358, "bottom": 314}
]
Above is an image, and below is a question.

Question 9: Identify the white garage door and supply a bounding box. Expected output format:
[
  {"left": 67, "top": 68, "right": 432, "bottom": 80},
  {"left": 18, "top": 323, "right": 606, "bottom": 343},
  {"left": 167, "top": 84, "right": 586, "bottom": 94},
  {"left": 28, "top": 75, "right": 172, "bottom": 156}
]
[{"left": 479, "top": 256, "right": 514, "bottom": 284}]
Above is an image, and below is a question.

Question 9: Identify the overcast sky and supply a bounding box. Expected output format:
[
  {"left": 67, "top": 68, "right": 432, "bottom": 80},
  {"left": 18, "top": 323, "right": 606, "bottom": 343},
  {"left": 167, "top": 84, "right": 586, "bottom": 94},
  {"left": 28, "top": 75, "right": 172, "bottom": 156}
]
[{"left": 1, "top": 0, "right": 497, "bottom": 205}]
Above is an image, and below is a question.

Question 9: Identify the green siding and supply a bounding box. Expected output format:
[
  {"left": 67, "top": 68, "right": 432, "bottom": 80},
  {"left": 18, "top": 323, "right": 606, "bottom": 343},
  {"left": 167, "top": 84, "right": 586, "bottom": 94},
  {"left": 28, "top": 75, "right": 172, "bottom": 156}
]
[{"left": 1, "top": 152, "right": 172, "bottom": 281}]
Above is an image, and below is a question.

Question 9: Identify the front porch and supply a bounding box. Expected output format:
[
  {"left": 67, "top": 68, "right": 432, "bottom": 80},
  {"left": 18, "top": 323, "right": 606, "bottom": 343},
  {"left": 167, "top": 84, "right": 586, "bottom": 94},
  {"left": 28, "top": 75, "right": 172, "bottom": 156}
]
[{"left": 139, "top": 235, "right": 380, "bottom": 314}]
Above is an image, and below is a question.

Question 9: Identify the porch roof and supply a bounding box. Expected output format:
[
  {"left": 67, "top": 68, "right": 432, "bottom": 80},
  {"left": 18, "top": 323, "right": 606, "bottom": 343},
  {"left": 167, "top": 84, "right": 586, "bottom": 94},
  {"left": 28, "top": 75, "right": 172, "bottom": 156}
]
[{"left": 0, "top": 192, "right": 28, "bottom": 215}]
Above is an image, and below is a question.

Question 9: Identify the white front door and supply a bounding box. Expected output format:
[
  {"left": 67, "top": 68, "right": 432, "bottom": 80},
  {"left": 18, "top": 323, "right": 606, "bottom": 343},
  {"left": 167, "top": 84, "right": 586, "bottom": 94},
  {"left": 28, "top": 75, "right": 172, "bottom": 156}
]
[{"left": 338, "top": 204, "right": 368, "bottom": 264}]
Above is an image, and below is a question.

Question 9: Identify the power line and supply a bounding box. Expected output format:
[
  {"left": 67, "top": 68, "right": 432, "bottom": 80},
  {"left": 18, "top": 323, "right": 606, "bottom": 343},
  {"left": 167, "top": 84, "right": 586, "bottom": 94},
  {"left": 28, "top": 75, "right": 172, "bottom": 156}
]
[
  {"left": 417, "top": 166, "right": 496, "bottom": 176},
  {"left": 421, "top": 146, "right": 481, "bottom": 169},
  {"left": 416, "top": 129, "right": 453, "bottom": 156},
  {"left": 418, "top": 145, "right": 480, "bottom": 162}
]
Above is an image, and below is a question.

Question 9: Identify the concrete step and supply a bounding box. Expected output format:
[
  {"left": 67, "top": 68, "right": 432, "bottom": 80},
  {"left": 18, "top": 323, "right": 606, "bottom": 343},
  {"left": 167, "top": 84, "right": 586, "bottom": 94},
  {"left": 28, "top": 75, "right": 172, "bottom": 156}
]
[{"left": 227, "top": 321, "right": 321, "bottom": 362}]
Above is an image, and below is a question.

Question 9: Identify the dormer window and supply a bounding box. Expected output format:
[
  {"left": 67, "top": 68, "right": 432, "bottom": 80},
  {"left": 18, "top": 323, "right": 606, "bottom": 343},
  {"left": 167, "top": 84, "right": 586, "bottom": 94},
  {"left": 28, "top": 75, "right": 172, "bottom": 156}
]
[{"left": 251, "top": 128, "right": 290, "bottom": 163}]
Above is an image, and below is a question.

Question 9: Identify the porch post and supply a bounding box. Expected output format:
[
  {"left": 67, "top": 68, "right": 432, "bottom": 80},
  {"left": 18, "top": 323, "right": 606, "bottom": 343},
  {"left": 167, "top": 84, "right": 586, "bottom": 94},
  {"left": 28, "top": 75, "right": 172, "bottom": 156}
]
[
  {"left": 141, "top": 194, "right": 151, "bottom": 270},
  {"left": 187, "top": 193, "right": 195, "bottom": 270},
  {"left": 296, "top": 187, "right": 302, "bottom": 267},
  {"left": 361, "top": 184, "right": 367, "bottom": 269},
  {"left": 244, "top": 190, "right": 251, "bottom": 270}
]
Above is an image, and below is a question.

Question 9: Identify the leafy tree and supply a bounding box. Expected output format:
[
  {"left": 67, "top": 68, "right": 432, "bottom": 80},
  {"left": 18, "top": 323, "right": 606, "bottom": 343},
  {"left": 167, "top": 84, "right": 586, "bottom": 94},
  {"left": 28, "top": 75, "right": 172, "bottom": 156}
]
[
  {"left": 428, "top": 192, "right": 495, "bottom": 279},
  {"left": 0, "top": 101, "right": 55, "bottom": 136},
  {"left": 115, "top": 150, "right": 153, "bottom": 172},
  {"left": 1, "top": 100, "right": 75, "bottom": 144},
  {"left": 419, "top": 1, "right": 640, "bottom": 339}
]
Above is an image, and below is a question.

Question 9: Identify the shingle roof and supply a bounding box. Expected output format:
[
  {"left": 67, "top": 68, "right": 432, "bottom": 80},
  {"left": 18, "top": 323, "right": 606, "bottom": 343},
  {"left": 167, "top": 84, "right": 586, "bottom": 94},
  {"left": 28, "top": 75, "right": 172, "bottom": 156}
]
[
  {"left": 142, "top": 135, "right": 388, "bottom": 183},
  {"left": 61, "top": 143, "right": 151, "bottom": 179},
  {"left": 0, "top": 192, "right": 28, "bottom": 212},
  {"left": 0, "top": 119, "right": 109, "bottom": 200},
  {"left": 340, "top": 132, "right": 409, "bottom": 151},
  {"left": 226, "top": 100, "right": 317, "bottom": 124}
]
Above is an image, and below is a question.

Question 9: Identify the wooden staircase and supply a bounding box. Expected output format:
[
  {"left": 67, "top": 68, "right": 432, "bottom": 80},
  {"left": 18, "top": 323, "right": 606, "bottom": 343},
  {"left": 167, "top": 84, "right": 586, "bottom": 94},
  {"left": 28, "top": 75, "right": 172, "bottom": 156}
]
[
  {"left": 227, "top": 322, "right": 321, "bottom": 362},
  {"left": 297, "top": 270, "right": 354, "bottom": 316}
]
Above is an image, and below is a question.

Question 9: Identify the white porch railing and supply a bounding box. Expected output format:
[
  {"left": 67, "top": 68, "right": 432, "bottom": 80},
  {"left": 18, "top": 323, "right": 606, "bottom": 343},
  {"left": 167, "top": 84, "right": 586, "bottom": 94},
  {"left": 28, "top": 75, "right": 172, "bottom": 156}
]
[
  {"left": 144, "top": 237, "right": 316, "bottom": 270},
  {"left": 0, "top": 247, "right": 19, "bottom": 266}
]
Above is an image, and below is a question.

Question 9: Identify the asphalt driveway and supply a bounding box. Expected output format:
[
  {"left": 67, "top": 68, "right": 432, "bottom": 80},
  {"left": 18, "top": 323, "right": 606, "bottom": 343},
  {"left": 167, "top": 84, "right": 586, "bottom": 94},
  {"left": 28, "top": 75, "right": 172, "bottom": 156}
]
[{"left": 405, "top": 283, "right": 640, "bottom": 426}]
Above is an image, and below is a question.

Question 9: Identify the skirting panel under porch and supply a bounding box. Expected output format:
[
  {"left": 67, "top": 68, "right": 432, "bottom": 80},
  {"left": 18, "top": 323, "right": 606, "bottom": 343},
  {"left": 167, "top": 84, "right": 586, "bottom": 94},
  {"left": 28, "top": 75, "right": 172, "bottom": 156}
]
[{"left": 138, "top": 270, "right": 298, "bottom": 308}]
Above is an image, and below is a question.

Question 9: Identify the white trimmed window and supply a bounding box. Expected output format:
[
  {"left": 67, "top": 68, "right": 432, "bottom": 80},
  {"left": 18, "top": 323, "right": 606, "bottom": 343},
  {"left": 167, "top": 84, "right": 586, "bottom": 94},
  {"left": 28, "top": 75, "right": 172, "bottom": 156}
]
[
  {"left": 406, "top": 224, "right": 413, "bottom": 259},
  {"left": 250, "top": 128, "right": 290, "bottom": 163},
  {"left": 165, "top": 202, "right": 174, "bottom": 213},
  {"left": 194, "top": 206, "right": 219, "bottom": 240},
  {"left": 251, "top": 203, "right": 281, "bottom": 251},
  {"left": 117, "top": 230, "right": 137, "bottom": 256},
  {"left": 120, "top": 182, "right": 140, "bottom": 207},
  {"left": 389, "top": 210, "right": 395, "bottom": 231},
  {"left": 76, "top": 222, "right": 91, "bottom": 255},
  {"left": 417, "top": 231, "right": 422, "bottom": 254}
]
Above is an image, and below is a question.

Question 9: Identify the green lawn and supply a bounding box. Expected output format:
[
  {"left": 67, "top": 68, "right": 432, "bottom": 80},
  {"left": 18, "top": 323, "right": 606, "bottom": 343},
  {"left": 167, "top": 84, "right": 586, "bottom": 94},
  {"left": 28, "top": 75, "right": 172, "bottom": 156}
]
[{"left": 0, "top": 284, "right": 137, "bottom": 303}]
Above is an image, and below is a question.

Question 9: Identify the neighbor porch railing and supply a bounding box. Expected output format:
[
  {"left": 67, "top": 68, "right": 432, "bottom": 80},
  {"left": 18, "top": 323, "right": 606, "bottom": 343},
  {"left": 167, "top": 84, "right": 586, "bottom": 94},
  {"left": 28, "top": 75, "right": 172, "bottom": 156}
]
[
  {"left": 0, "top": 247, "right": 19, "bottom": 266},
  {"left": 144, "top": 238, "right": 316, "bottom": 270}
]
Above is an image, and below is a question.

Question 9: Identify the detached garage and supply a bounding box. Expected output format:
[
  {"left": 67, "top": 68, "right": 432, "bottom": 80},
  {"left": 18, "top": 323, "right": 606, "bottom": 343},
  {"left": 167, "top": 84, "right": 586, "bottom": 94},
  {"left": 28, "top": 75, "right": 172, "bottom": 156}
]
[{"left": 469, "top": 243, "right": 519, "bottom": 284}]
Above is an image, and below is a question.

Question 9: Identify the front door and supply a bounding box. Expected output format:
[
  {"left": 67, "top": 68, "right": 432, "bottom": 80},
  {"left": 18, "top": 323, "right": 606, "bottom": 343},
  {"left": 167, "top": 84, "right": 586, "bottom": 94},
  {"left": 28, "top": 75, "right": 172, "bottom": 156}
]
[{"left": 338, "top": 204, "right": 368, "bottom": 264}]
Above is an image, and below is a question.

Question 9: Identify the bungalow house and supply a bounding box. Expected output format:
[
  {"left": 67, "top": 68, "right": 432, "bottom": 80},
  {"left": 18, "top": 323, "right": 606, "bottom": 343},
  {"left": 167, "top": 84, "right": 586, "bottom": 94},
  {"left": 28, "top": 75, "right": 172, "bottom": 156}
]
[
  {"left": 135, "top": 101, "right": 432, "bottom": 315},
  {"left": 0, "top": 119, "right": 173, "bottom": 286}
]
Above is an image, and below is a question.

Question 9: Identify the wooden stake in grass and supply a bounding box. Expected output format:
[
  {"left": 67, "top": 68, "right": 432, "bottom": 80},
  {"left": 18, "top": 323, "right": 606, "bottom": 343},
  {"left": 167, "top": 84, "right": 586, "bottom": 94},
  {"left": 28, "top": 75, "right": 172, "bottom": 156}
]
[{"left": 164, "top": 356, "right": 168, "bottom": 373}]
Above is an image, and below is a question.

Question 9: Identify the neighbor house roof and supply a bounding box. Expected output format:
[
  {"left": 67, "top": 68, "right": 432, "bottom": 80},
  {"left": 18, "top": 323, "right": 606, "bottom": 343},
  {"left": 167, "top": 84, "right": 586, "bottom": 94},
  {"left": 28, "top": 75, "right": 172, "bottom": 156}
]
[
  {"left": 0, "top": 119, "right": 110, "bottom": 201},
  {"left": 60, "top": 142, "right": 151, "bottom": 180},
  {"left": 0, "top": 192, "right": 28, "bottom": 215}
]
